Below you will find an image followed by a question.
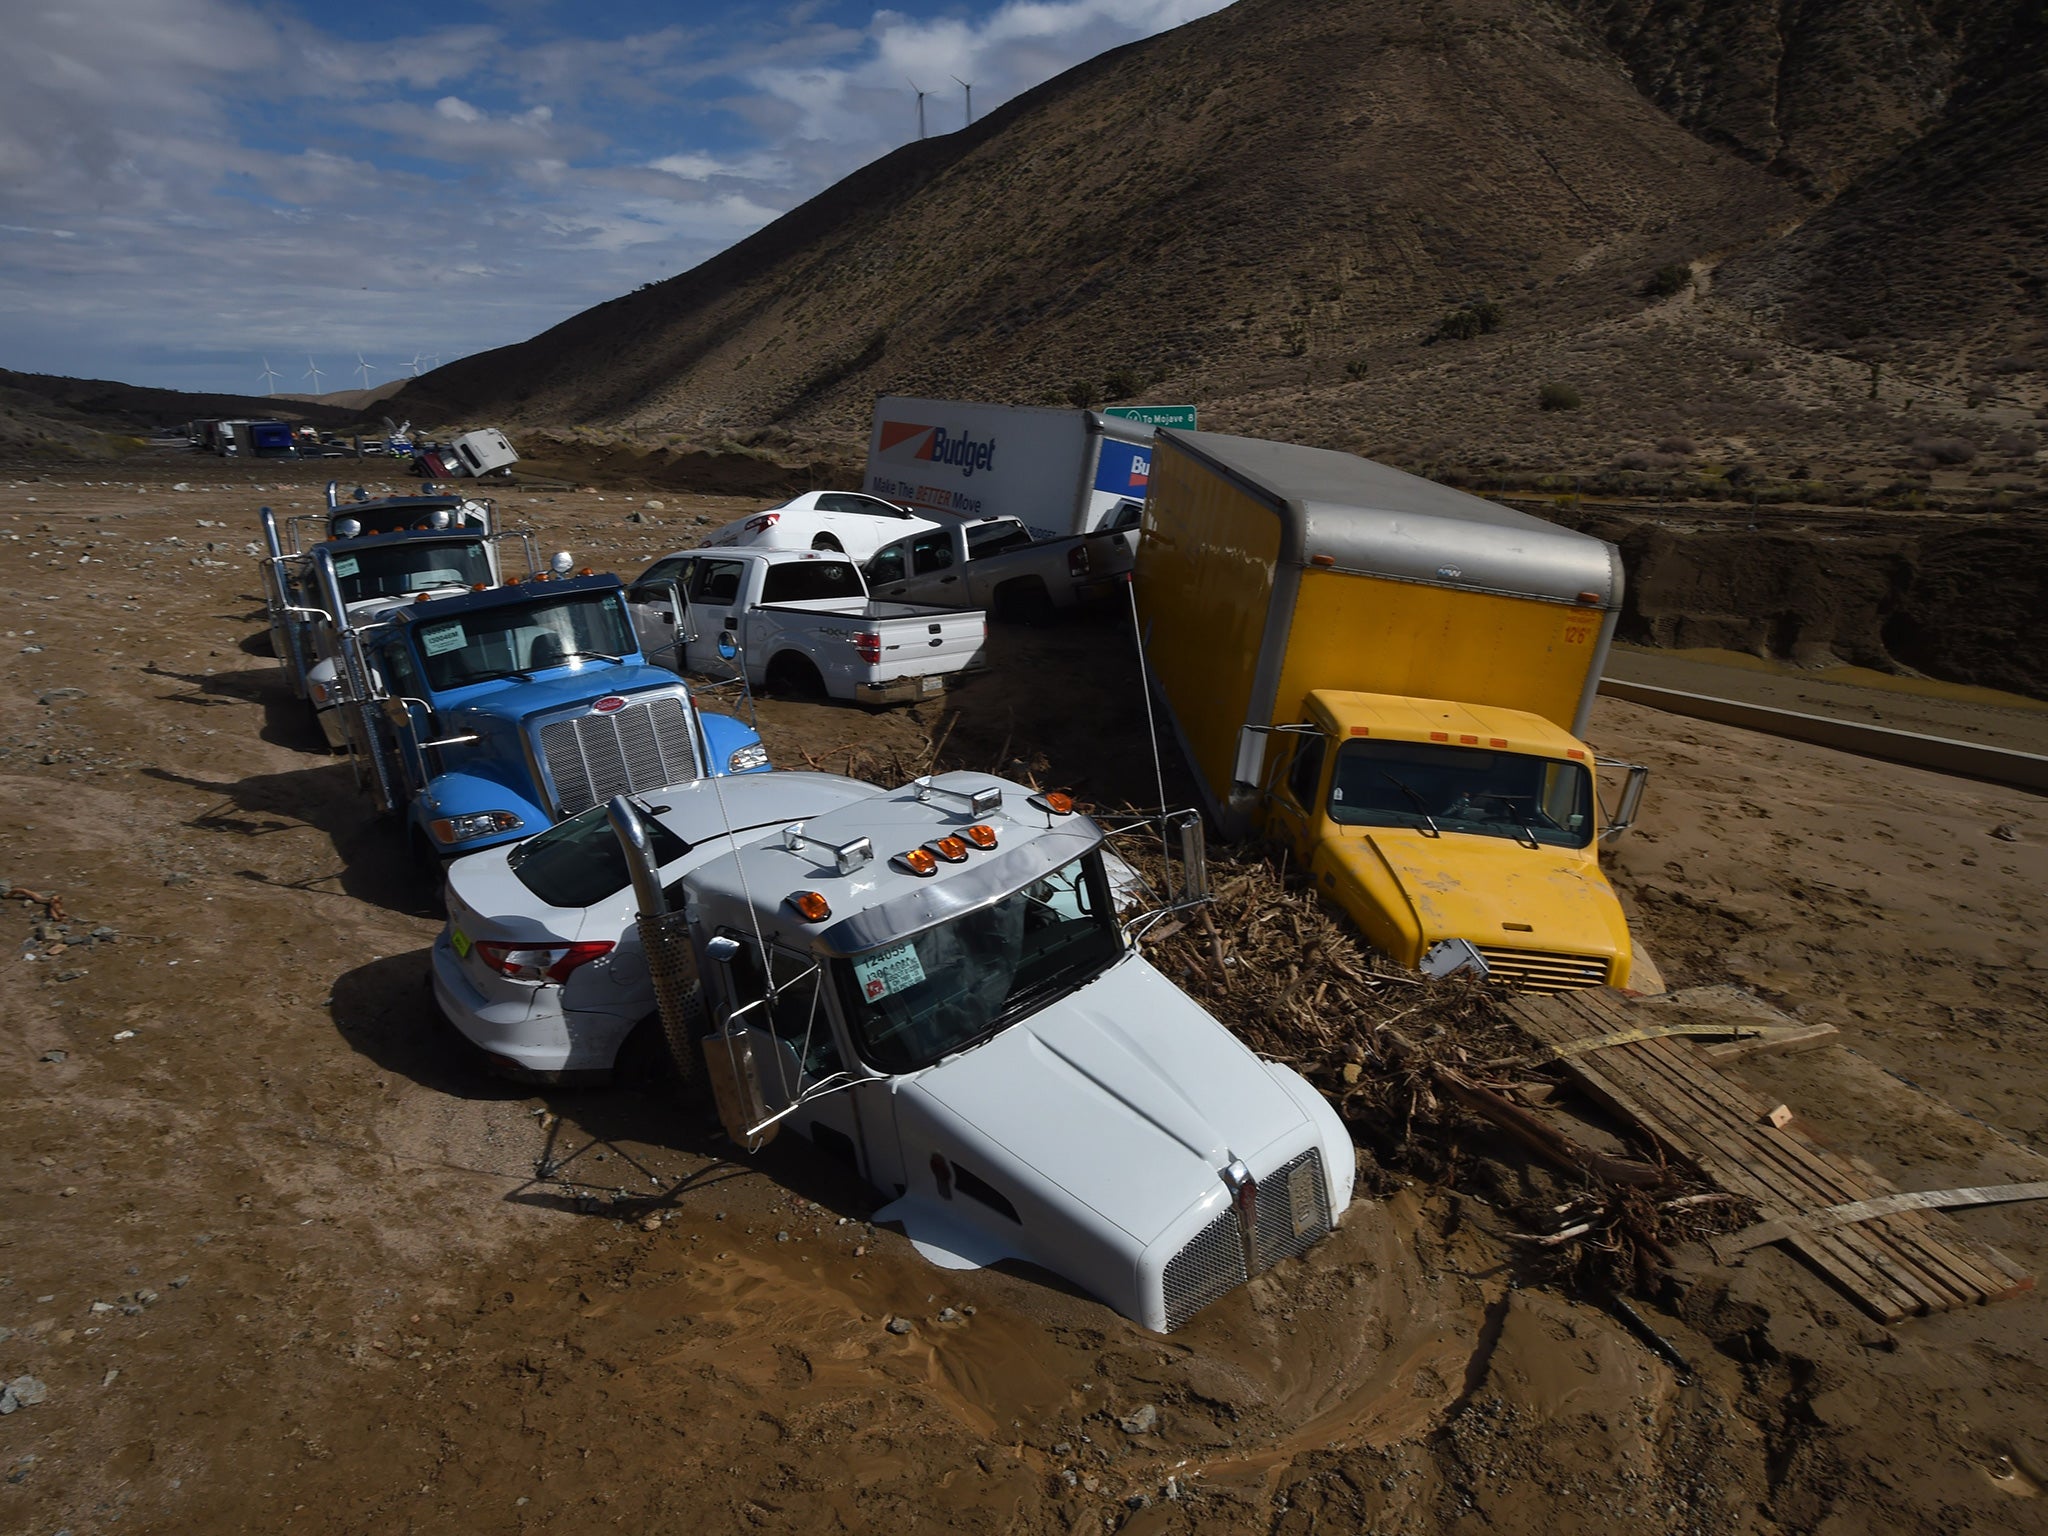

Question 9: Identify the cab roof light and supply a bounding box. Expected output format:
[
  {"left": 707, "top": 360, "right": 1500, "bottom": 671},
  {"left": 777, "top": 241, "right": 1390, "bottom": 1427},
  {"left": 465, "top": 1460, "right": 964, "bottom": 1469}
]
[
  {"left": 1030, "top": 791, "right": 1074, "bottom": 816},
  {"left": 926, "top": 835, "right": 969, "bottom": 863},
  {"left": 1349, "top": 725, "right": 1370, "bottom": 736},
  {"left": 1460, "top": 734, "right": 1478, "bottom": 744},
  {"left": 1429, "top": 731, "right": 1449, "bottom": 742},
  {"left": 892, "top": 847, "right": 938, "bottom": 877},
  {"left": 962, "top": 824, "right": 998, "bottom": 850},
  {"left": 1490, "top": 737, "right": 1507, "bottom": 748},
  {"left": 414, "top": 591, "right": 433, "bottom": 602},
  {"left": 1567, "top": 749, "right": 1587, "bottom": 760},
  {"left": 1309, "top": 552, "right": 1336, "bottom": 567},
  {"left": 1576, "top": 591, "right": 1602, "bottom": 605},
  {"left": 787, "top": 891, "right": 832, "bottom": 923},
  {"left": 912, "top": 778, "right": 1004, "bottom": 816}
]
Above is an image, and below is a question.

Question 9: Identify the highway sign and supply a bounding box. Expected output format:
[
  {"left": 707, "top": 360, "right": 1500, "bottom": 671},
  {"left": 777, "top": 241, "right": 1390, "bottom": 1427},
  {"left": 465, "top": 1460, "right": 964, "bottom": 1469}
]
[{"left": 1103, "top": 404, "right": 1197, "bottom": 430}]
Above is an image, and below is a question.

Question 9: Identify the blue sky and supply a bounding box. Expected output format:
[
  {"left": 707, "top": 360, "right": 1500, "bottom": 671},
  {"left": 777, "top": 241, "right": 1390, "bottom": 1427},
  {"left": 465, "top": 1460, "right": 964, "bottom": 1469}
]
[{"left": 0, "top": 0, "right": 1229, "bottom": 397}]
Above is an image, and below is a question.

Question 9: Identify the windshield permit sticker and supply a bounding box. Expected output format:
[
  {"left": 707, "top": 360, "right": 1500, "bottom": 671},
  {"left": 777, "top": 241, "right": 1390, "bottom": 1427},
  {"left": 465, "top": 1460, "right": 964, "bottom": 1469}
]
[
  {"left": 331, "top": 555, "right": 360, "bottom": 579},
  {"left": 853, "top": 942, "right": 926, "bottom": 1004},
  {"left": 419, "top": 621, "right": 466, "bottom": 657}
]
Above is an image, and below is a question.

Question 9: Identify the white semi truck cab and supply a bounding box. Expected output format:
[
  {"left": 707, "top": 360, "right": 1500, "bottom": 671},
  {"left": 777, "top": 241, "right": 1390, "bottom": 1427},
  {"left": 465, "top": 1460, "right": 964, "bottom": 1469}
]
[{"left": 611, "top": 772, "right": 1355, "bottom": 1333}]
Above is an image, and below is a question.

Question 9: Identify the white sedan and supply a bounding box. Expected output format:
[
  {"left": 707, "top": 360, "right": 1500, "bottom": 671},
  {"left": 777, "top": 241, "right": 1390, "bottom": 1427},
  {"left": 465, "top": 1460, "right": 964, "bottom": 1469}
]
[
  {"left": 430, "top": 771, "right": 882, "bottom": 1081},
  {"left": 699, "top": 490, "right": 936, "bottom": 561}
]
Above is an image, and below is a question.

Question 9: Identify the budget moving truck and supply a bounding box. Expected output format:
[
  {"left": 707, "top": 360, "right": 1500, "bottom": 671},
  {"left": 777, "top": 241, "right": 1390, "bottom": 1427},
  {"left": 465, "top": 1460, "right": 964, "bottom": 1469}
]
[
  {"left": 1134, "top": 430, "right": 1648, "bottom": 992},
  {"left": 864, "top": 397, "right": 1156, "bottom": 540}
]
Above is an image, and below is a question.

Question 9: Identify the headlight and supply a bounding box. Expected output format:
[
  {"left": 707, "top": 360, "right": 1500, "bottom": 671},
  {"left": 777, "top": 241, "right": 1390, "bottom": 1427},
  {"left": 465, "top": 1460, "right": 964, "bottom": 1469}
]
[
  {"left": 430, "top": 810, "right": 525, "bottom": 845},
  {"left": 309, "top": 679, "right": 336, "bottom": 706},
  {"left": 727, "top": 743, "right": 770, "bottom": 773}
]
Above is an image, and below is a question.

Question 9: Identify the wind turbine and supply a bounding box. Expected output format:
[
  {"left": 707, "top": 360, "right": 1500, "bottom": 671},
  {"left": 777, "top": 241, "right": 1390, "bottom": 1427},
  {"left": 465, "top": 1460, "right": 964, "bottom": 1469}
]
[
  {"left": 354, "top": 352, "right": 375, "bottom": 390},
  {"left": 258, "top": 356, "right": 281, "bottom": 395},
  {"left": 953, "top": 77, "right": 974, "bottom": 127},
  {"left": 908, "top": 78, "right": 927, "bottom": 140},
  {"left": 303, "top": 355, "right": 325, "bottom": 393},
  {"left": 408, "top": 353, "right": 424, "bottom": 378}
]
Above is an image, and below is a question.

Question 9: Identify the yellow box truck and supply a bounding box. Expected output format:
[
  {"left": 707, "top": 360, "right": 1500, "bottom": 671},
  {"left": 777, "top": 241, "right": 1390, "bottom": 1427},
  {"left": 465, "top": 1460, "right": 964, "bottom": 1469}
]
[{"left": 1133, "top": 430, "right": 1647, "bottom": 991}]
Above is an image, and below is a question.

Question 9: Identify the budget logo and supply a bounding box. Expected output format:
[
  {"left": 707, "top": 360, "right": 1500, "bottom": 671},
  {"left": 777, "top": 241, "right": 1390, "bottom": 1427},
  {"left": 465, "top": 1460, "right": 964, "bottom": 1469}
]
[
  {"left": 878, "top": 420, "right": 997, "bottom": 478},
  {"left": 1126, "top": 453, "right": 1150, "bottom": 491}
]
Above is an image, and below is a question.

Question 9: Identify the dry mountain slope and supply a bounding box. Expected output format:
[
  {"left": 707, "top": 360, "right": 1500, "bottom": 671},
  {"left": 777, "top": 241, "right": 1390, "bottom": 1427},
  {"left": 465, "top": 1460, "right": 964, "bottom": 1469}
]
[{"left": 400, "top": 0, "right": 1805, "bottom": 437}]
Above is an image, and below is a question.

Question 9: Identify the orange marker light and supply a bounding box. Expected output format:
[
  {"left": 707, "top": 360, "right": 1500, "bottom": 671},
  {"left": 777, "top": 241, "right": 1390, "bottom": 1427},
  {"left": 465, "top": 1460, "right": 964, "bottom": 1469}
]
[
  {"left": 1489, "top": 738, "right": 1507, "bottom": 748},
  {"left": 962, "top": 824, "right": 998, "bottom": 849},
  {"left": 927, "top": 836, "right": 968, "bottom": 863},
  {"left": 1567, "top": 749, "right": 1586, "bottom": 760},
  {"left": 787, "top": 891, "right": 832, "bottom": 922},
  {"left": 414, "top": 592, "right": 433, "bottom": 602},
  {"left": 1429, "top": 731, "right": 1449, "bottom": 742},
  {"left": 1459, "top": 734, "right": 1478, "bottom": 744},
  {"left": 1349, "top": 725, "right": 1370, "bottom": 736},
  {"left": 892, "top": 848, "right": 938, "bottom": 877},
  {"left": 1309, "top": 553, "right": 1336, "bottom": 567},
  {"left": 1031, "top": 791, "right": 1074, "bottom": 816}
]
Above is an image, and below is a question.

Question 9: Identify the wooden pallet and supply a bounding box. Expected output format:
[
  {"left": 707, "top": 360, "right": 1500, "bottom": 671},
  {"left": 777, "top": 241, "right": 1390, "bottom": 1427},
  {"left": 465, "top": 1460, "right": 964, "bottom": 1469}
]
[{"left": 1500, "top": 988, "right": 2034, "bottom": 1322}]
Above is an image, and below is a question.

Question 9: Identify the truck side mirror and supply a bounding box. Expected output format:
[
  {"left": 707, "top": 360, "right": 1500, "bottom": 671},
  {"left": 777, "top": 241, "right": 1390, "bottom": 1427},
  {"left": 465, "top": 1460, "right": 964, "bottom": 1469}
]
[
  {"left": 716, "top": 632, "right": 740, "bottom": 662},
  {"left": 379, "top": 696, "right": 412, "bottom": 730},
  {"left": 1600, "top": 762, "right": 1651, "bottom": 839},
  {"left": 1232, "top": 726, "right": 1268, "bottom": 789},
  {"left": 1172, "top": 810, "right": 1209, "bottom": 902}
]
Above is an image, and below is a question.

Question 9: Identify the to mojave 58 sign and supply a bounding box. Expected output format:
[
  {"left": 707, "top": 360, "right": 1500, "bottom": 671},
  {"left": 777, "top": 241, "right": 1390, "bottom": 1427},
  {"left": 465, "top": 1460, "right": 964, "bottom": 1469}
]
[{"left": 1103, "top": 404, "right": 1197, "bottom": 430}]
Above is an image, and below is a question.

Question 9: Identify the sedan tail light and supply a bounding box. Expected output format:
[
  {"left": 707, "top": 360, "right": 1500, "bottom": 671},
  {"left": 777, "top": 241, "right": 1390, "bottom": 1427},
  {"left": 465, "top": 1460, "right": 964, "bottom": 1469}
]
[
  {"left": 472, "top": 939, "right": 614, "bottom": 983},
  {"left": 853, "top": 631, "right": 882, "bottom": 664}
]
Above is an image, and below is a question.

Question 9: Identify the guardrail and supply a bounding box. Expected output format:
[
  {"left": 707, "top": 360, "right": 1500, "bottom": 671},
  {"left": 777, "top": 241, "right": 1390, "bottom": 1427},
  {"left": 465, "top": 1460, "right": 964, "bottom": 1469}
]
[{"left": 1598, "top": 679, "right": 2048, "bottom": 795}]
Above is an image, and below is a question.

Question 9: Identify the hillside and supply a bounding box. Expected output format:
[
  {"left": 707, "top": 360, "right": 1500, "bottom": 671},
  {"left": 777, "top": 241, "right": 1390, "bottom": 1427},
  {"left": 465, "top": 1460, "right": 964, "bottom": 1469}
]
[
  {"left": 395, "top": 0, "right": 2046, "bottom": 484},
  {"left": 0, "top": 367, "right": 366, "bottom": 459}
]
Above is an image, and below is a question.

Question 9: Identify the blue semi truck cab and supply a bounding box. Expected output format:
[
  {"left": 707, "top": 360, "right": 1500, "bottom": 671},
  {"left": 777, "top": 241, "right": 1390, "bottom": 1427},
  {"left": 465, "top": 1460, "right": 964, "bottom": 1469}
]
[{"left": 310, "top": 553, "right": 770, "bottom": 862}]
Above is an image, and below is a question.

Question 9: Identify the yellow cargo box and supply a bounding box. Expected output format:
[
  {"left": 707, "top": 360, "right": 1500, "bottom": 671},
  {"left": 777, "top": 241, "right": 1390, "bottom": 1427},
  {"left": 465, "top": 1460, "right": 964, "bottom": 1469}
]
[{"left": 1133, "top": 429, "right": 1622, "bottom": 838}]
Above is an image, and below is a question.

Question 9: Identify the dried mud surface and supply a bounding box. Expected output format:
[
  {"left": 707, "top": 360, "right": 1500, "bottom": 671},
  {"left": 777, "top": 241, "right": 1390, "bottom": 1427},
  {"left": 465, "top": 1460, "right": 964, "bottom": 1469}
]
[{"left": 1, "top": 461, "right": 2045, "bottom": 1534}]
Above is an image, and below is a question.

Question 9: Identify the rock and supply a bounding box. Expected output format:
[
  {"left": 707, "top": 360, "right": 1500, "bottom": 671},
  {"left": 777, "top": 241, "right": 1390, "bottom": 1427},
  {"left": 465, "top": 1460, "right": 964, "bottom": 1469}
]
[
  {"left": 775, "top": 1230, "right": 789, "bottom": 1243},
  {"left": 40, "top": 1050, "right": 65, "bottom": 1064},
  {"left": 172, "top": 482, "right": 191, "bottom": 492},
  {"left": 37, "top": 688, "right": 86, "bottom": 704},
  {"left": 164, "top": 872, "right": 192, "bottom": 887},
  {"left": 939, "top": 1306, "right": 960, "bottom": 1322},
  {"left": 54, "top": 970, "right": 86, "bottom": 983},
  {"left": 1340, "top": 1061, "right": 1362, "bottom": 1085},
  {"left": 112, "top": 1029, "right": 135, "bottom": 1041},
  {"left": 638, "top": 1213, "right": 661, "bottom": 1233},
  {"left": 0, "top": 1376, "right": 47, "bottom": 1413},
  {"left": 1118, "top": 1404, "right": 1159, "bottom": 1435},
  {"left": 90, "top": 1301, "right": 115, "bottom": 1315},
  {"left": 885, "top": 1316, "right": 912, "bottom": 1335},
  {"left": 643, "top": 500, "right": 665, "bottom": 512},
  {"left": 1990, "top": 823, "right": 2021, "bottom": 842},
  {"left": 90, "top": 926, "right": 116, "bottom": 941},
  {"left": 626, "top": 511, "right": 645, "bottom": 524}
]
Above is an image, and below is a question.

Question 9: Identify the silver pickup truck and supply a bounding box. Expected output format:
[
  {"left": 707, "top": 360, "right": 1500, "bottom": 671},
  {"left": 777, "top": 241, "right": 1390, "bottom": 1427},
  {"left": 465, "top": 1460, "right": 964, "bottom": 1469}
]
[
  {"left": 861, "top": 511, "right": 1138, "bottom": 622},
  {"left": 627, "top": 547, "right": 987, "bottom": 705}
]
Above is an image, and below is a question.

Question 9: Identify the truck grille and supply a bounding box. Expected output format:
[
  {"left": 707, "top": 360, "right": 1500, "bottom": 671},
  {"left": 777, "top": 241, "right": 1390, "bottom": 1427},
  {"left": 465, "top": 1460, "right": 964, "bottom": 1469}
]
[
  {"left": 1160, "top": 1147, "right": 1332, "bottom": 1331},
  {"left": 1474, "top": 946, "right": 1612, "bottom": 993},
  {"left": 1161, "top": 1208, "right": 1246, "bottom": 1332},
  {"left": 536, "top": 694, "right": 700, "bottom": 816}
]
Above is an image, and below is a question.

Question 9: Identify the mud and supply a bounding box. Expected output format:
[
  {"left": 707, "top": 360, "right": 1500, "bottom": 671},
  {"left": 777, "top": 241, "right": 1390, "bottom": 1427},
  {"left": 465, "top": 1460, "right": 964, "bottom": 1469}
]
[{"left": 1, "top": 459, "right": 2044, "bottom": 1534}]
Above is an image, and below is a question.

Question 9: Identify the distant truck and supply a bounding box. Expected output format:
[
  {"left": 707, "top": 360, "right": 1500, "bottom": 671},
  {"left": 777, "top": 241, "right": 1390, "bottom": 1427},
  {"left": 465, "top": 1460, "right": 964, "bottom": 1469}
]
[
  {"left": 442, "top": 428, "right": 519, "bottom": 478},
  {"left": 605, "top": 772, "right": 1353, "bottom": 1332},
  {"left": 864, "top": 397, "right": 1156, "bottom": 540},
  {"left": 308, "top": 559, "right": 768, "bottom": 863},
  {"left": 1134, "top": 430, "right": 1648, "bottom": 992},
  {"left": 626, "top": 546, "right": 986, "bottom": 705},
  {"left": 860, "top": 513, "right": 1135, "bottom": 620},
  {"left": 232, "top": 420, "right": 299, "bottom": 458}
]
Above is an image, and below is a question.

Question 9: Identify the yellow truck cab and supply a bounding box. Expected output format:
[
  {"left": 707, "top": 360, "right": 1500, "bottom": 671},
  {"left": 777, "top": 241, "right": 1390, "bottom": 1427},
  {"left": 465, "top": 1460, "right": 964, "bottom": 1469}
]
[
  {"left": 1132, "top": 428, "right": 1648, "bottom": 992},
  {"left": 1262, "top": 691, "right": 1633, "bottom": 989}
]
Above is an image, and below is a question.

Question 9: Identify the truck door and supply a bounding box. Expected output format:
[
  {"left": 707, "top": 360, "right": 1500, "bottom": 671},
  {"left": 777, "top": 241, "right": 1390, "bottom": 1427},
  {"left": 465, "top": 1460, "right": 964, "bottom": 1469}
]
[
  {"left": 679, "top": 556, "right": 748, "bottom": 675},
  {"left": 626, "top": 554, "right": 695, "bottom": 670},
  {"left": 373, "top": 637, "right": 433, "bottom": 795},
  {"left": 1262, "top": 729, "right": 1328, "bottom": 866},
  {"left": 718, "top": 936, "right": 878, "bottom": 1183},
  {"left": 867, "top": 530, "right": 959, "bottom": 604}
]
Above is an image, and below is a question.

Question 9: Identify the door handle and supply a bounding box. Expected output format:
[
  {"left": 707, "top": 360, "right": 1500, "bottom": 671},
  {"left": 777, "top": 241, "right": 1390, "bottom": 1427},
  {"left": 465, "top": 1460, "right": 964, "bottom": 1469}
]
[{"left": 940, "top": 575, "right": 957, "bottom": 584}]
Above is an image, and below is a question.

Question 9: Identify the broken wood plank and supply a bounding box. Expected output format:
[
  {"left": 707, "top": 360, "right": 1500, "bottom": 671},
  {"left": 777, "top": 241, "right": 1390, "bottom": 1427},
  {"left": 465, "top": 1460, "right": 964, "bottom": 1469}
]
[
  {"left": 1697, "top": 1022, "right": 1841, "bottom": 1062},
  {"left": 1714, "top": 1183, "right": 2048, "bottom": 1261}
]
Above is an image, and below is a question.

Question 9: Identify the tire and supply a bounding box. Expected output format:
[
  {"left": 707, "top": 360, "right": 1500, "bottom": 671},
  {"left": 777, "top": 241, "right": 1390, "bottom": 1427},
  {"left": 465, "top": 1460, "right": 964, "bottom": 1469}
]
[
  {"left": 765, "top": 652, "right": 826, "bottom": 697},
  {"left": 995, "top": 579, "right": 1055, "bottom": 627},
  {"left": 810, "top": 533, "right": 844, "bottom": 552}
]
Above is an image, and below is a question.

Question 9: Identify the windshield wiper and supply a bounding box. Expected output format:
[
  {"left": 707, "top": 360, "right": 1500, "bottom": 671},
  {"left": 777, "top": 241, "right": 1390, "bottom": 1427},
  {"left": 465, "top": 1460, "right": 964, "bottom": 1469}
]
[
  {"left": 1472, "top": 792, "right": 1545, "bottom": 849},
  {"left": 1380, "top": 771, "right": 1440, "bottom": 836},
  {"left": 556, "top": 650, "right": 624, "bottom": 665}
]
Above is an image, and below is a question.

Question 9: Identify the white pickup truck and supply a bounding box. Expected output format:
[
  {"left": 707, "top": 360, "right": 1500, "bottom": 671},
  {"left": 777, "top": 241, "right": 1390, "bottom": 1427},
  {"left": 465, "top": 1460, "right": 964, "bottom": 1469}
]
[
  {"left": 861, "top": 512, "right": 1138, "bottom": 622},
  {"left": 627, "top": 547, "right": 987, "bottom": 705},
  {"left": 607, "top": 772, "right": 1355, "bottom": 1332}
]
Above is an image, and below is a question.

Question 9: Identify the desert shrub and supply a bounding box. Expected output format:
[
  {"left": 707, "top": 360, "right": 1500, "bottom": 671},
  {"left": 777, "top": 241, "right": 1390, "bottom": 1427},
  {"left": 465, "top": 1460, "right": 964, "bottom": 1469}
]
[
  {"left": 1102, "top": 367, "right": 1149, "bottom": 401},
  {"left": 1344, "top": 360, "right": 1370, "bottom": 381},
  {"left": 1656, "top": 436, "right": 1697, "bottom": 455},
  {"left": 1065, "top": 379, "right": 1101, "bottom": 410},
  {"left": 1425, "top": 299, "right": 1504, "bottom": 345},
  {"left": 1911, "top": 435, "right": 1978, "bottom": 465},
  {"left": 1642, "top": 263, "right": 1692, "bottom": 298},
  {"left": 1538, "top": 382, "right": 1582, "bottom": 411}
]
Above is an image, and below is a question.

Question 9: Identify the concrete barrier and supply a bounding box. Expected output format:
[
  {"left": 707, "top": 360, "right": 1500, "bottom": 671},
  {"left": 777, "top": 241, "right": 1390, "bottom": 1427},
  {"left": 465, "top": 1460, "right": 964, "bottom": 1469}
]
[{"left": 1598, "top": 679, "right": 2048, "bottom": 795}]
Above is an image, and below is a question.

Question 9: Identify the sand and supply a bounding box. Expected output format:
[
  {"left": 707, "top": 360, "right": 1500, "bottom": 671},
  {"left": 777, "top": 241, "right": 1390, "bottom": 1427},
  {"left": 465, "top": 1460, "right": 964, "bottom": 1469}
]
[{"left": 0, "top": 460, "right": 2043, "bottom": 1534}]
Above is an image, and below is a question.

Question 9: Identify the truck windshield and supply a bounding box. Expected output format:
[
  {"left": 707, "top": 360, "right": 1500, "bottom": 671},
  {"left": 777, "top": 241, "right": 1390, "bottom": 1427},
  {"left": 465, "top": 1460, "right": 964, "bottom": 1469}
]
[
  {"left": 333, "top": 540, "right": 493, "bottom": 604},
  {"left": 412, "top": 589, "right": 637, "bottom": 690},
  {"left": 832, "top": 849, "right": 1124, "bottom": 1074},
  {"left": 1329, "top": 739, "right": 1594, "bottom": 848}
]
